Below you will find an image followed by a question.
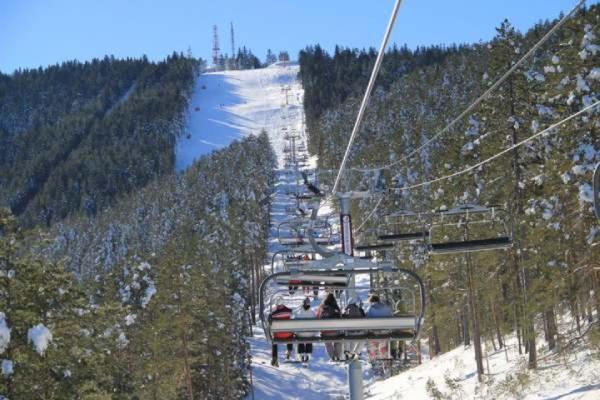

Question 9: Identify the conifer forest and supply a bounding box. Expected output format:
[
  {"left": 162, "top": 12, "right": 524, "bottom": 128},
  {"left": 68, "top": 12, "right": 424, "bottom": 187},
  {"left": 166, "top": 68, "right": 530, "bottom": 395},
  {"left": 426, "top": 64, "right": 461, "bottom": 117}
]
[{"left": 0, "top": 2, "right": 598, "bottom": 399}]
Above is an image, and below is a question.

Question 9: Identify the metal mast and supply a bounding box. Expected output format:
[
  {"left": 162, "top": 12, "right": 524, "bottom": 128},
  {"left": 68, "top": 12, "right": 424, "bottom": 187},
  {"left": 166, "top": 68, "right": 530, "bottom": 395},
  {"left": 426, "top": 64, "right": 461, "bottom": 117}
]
[
  {"left": 212, "top": 25, "right": 220, "bottom": 67},
  {"left": 230, "top": 22, "right": 235, "bottom": 58}
]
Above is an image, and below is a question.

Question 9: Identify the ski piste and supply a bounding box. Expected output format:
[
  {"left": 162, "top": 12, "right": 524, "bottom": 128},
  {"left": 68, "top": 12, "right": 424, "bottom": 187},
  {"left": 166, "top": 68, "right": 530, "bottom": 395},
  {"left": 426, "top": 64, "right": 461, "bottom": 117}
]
[{"left": 243, "top": 62, "right": 356, "bottom": 400}]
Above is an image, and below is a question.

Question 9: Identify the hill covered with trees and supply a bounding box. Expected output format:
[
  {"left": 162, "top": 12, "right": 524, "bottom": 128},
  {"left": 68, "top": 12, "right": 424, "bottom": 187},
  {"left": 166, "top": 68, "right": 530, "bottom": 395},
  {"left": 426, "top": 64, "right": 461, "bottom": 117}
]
[
  {"left": 1, "top": 132, "right": 275, "bottom": 398},
  {"left": 0, "top": 54, "right": 199, "bottom": 227},
  {"left": 299, "top": 4, "right": 599, "bottom": 377}
]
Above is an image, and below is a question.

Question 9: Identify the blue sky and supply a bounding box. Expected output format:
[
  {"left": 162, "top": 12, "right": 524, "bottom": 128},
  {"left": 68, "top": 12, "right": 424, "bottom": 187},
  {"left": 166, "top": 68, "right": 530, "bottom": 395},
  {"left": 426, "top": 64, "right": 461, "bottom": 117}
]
[{"left": 0, "top": 0, "right": 596, "bottom": 73}]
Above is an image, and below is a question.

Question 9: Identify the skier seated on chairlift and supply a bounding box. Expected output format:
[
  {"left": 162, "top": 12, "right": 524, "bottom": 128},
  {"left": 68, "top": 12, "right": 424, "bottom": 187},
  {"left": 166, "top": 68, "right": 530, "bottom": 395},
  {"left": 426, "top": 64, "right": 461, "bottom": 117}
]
[
  {"left": 390, "top": 298, "right": 407, "bottom": 360},
  {"left": 366, "top": 294, "right": 393, "bottom": 360},
  {"left": 342, "top": 297, "right": 366, "bottom": 360},
  {"left": 269, "top": 298, "right": 294, "bottom": 367},
  {"left": 293, "top": 297, "right": 317, "bottom": 363},
  {"left": 317, "top": 293, "right": 344, "bottom": 361}
]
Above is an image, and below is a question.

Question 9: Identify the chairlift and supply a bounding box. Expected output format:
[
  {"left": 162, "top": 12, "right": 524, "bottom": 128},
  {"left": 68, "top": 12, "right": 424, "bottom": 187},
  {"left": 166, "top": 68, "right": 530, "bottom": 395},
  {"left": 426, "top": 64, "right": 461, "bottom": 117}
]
[
  {"left": 271, "top": 246, "right": 322, "bottom": 273},
  {"left": 354, "top": 228, "right": 394, "bottom": 254},
  {"left": 427, "top": 205, "right": 512, "bottom": 254},
  {"left": 377, "top": 210, "right": 429, "bottom": 242},
  {"left": 277, "top": 220, "right": 334, "bottom": 246},
  {"left": 260, "top": 267, "right": 425, "bottom": 345}
]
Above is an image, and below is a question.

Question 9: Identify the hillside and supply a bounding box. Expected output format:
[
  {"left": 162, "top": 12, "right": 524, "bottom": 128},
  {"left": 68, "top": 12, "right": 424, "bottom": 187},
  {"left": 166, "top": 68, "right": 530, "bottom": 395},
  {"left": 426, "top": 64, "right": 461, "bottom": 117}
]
[
  {"left": 0, "top": 54, "right": 198, "bottom": 227},
  {"left": 298, "top": 3, "right": 599, "bottom": 391}
]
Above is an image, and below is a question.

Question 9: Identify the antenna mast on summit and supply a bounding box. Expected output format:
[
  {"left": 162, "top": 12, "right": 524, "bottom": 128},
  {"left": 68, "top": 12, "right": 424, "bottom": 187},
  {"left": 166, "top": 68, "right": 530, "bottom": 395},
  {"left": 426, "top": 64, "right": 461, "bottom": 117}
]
[
  {"left": 230, "top": 22, "right": 235, "bottom": 58},
  {"left": 212, "top": 25, "right": 220, "bottom": 67}
]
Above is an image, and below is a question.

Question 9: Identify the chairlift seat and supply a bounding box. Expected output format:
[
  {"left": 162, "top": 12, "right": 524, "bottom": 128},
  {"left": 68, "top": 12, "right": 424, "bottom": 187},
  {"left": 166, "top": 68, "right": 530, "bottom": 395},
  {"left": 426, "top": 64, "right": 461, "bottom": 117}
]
[
  {"left": 378, "top": 232, "right": 428, "bottom": 241},
  {"left": 274, "top": 273, "right": 350, "bottom": 287},
  {"left": 355, "top": 243, "right": 394, "bottom": 251},
  {"left": 270, "top": 317, "right": 416, "bottom": 336},
  {"left": 429, "top": 236, "right": 512, "bottom": 254}
]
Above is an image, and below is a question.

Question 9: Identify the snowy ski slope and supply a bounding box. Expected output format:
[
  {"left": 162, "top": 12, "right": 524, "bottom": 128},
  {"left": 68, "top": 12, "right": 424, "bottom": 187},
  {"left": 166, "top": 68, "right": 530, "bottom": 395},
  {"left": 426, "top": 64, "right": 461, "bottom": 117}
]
[
  {"left": 244, "top": 63, "right": 354, "bottom": 400},
  {"left": 176, "top": 62, "right": 303, "bottom": 171}
]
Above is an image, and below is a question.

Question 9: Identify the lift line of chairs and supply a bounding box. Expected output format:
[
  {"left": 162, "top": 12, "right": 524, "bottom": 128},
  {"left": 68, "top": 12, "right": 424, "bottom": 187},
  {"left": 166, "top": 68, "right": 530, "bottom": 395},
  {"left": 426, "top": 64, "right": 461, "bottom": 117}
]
[{"left": 264, "top": 162, "right": 427, "bottom": 345}]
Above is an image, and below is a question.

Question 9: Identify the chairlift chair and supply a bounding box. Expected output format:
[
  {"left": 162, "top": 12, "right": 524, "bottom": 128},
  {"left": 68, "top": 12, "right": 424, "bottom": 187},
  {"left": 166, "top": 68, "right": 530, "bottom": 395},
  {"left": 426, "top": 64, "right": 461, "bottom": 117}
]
[
  {"left": 354, "top": 228, "right": 394, "bottom": 257},
  {"left": 260, "top": 267, "right": 425, "bottom": 345},
  {"left": 277, "top": 220, "right": 334, "bottom": 246},
  {"left": 374, "top": 210, "right": 428, "bottom": 243},
  {"left": 427, "top": 205, "right": 512, "bottom": 254}
]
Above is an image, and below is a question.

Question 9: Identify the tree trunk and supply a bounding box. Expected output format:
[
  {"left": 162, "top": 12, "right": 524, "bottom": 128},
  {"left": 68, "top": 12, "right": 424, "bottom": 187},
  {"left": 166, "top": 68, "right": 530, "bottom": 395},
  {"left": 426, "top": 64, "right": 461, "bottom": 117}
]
[
  {"left": 545, "top": 308, "right": 557, "bottom": 351},
  {"left": 181, "top": 328, "right": 195, "bottom": 400},
  {"left": 427, "top": 281, "right": 441, "bottom": 357},
  {"left": 466, "top": 253, "right": 484, "bottom": 381},
  {"left": 491, "top": 300, "right": 504, "bottom": 349},
  {"left": 463, "top": 304, "right": 471, "bottom": 346}
]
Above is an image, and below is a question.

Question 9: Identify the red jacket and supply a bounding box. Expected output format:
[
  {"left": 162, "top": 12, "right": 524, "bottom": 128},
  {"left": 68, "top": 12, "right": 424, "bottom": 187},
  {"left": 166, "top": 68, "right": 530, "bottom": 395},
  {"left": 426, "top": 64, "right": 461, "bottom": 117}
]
[{"left": 271, "top": 305, "right": 293, "bottom": 340}]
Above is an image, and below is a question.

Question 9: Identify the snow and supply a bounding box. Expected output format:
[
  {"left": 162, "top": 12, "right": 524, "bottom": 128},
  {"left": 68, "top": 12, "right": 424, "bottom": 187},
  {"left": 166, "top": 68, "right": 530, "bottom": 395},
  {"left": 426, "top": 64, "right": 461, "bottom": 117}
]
[
  {"left": 368, "top": 318, "right": 600, "bottom": 400},
  {"left": 140, "top": 277, "right": 156, "bottom": 308},
  {"left": 117, "top": 332, "right": 129, "bottom": 349},
  {"left": 1, "top": 359, "right": 12, "bottom": 377},
  {"left": 27, "top": 324, "right": 52, "bottom": 355},
  {"left": 124, "top": 314, "right": 137, "bottom": 326},
  {"left": 571, "top": 165, "right": 587, "bottom": 175},
  {"left": 244, "top": 63, "right": 359, "bottom": 399},
  {"left": 576, "top": 75, "right": 590, "bottom": 93},
  {"left": 176, "top": 63, "right": 302, "bottom": 170},
  {"left": 537, "top": 104, "right": 555, "bottom": 117},
  {"left": 577, "top": 144, "right": 597, "bottom": 162},
  {"left": 461, "top": 141, "right": 475, "bottom": 154},
  {"left": 578, "top": 183, "right": 594, "bottom": 203},
  {"left": 0, "top": 313, "right": 10, "bottom": 354},
  {"left": 248, "top": 326, "right": 349, "bottom": 400}
]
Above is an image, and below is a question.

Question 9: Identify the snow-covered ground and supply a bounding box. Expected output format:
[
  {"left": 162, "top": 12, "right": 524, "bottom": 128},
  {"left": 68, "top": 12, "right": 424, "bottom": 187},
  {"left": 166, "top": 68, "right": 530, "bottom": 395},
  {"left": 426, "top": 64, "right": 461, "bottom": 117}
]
[
  {"left": 176, "top": 62, "right": 302, "bottom": 170},
  {"left": 368, "top": 317, "right": 600, "bottom": 400},
  {"left": 244, "top": 62, "right": 356, "bottom": 400}
]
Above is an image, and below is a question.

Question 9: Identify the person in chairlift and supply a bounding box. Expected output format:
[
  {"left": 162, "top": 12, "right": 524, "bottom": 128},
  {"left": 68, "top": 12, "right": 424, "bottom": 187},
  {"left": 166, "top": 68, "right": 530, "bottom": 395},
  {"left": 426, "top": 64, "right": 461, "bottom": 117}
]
[
  {"left": 293, "top": 297, "right": 317, "bottom": 362},
  {"left": 366, "top": 294, "right": 393, "bottom": 360},
  {"left": 269, "top": 297, "right": 294, "bottom": 367}
]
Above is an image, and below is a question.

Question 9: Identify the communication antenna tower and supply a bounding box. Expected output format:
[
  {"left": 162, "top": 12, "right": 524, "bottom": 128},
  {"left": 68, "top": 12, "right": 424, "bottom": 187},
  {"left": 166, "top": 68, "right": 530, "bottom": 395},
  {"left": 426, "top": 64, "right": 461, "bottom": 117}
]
[
  {"left": 212, "top": 25, "right": 220, "bottom": 67},
  {"left": 230, "top": 22, "right": 235, "bottom": 58}
]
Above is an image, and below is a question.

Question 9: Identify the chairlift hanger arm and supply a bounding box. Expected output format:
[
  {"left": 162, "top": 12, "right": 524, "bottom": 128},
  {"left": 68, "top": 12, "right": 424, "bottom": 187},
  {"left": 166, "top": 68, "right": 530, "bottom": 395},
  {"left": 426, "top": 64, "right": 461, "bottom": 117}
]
[{"left": 594, "top": 163, "right": 600, "bottom": 220}]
